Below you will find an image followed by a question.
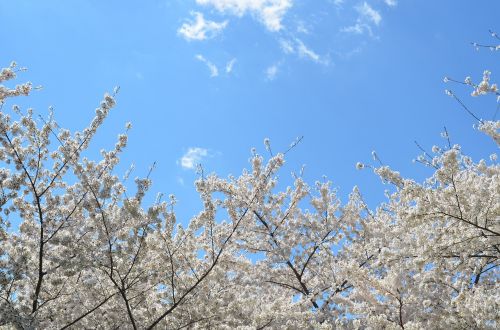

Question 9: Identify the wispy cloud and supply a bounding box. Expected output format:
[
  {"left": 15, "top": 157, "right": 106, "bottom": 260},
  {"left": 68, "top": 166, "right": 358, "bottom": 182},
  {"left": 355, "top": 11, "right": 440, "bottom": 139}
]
[
  {"left": 356, "top": 2, "right": 381, "bottom": 26},
  {"left": 341, "top": 22, "right": 373, "bottom": 36},
  {"left": 178, "top": 11, "right": 228, "bottom": 41},
  {"left": 194, "top": 55, "right": 237, "bottom": 77},
  {"left": 279, "top": 38, "right": 328, "bottom": 64},
  {"left": 266, "top": 63, "right": 279, "bottom": 80},
  {"left": 384, "top": 0, "right": 397, "bottom": 7},
  {"left": 180, "top": 147, "right": 209, "bottom": 170},
  {"left": 341, "top": 2, "right": 381, "bottom": 36},
  {"left": 296, "top": 39, "right": 321, "bottom": 62},
  {"left": 279, "top": 39, "right": 294, "bottom": 54},
  {"left": 195, "top": 0, "right": 292, "bottom": 32},
  {"left": 226, "top": 58, "right": 237, "bottom": 73},
  {"left": 195, "top": 54, "right": 219, "bottom": 77},
  {"left": 341, "top": 23, "right": 363, "bottom": 34},
  {"left": 296, "top": 20, "right": 309, "bottom": 34}
]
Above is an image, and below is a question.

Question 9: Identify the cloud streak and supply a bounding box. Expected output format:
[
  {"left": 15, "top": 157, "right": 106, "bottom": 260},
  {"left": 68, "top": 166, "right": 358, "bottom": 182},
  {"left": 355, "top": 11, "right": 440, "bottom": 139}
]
[
  {"left": 356, "top": 2, "right": 381, "bottom": 26},
  {"left": 226, "top": 58, "right": 237, "bottom": 73},
  {"left": 195, "top": 54, "right": 219, "bottom": 77},
  {"left": 178, "top": 12, "right": 228, "bottom": 41},
  {"left": 296, "top": 39, "right": 321, "bottom": 62},
  {"left": 341, "top": 2, "right": 381, "bottom": 37},
  {"left": 279, "top": 38, "right": 328, "bottom": 64}
]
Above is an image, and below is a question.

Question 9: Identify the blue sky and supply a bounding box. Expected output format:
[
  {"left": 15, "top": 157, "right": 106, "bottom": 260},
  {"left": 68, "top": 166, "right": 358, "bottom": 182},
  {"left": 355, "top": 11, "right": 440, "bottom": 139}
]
[{"left": 1, "top": 0, "right": 499, "bottom": 223}]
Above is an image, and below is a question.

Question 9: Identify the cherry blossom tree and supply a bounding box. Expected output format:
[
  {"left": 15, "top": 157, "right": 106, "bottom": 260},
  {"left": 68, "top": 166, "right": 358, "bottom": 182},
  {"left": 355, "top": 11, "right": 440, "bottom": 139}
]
[
  {"left": 344, "top": 58, "right": 500, "bottom": 328},
  {"left": 0, "top": 33, "right": 498, "bottom": 329}
]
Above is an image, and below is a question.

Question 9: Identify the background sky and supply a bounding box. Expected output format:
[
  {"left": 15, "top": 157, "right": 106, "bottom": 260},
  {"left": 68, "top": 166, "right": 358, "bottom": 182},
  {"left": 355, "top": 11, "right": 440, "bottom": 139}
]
[{"left": 1, "top": 0, "right": 499, "bottom": 225}]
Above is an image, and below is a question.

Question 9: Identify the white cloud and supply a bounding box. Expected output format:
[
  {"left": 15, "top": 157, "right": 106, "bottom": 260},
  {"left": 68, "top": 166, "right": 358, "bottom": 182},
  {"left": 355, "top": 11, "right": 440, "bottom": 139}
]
[
  {"left": 296, "top": 20, "right": 309, "bottom": 34},
  {"left": 178, "top": 11, "right": 228, "bottom": 41},
  {"left": 266, "top": 64, "right": 279, "bottom": 80},
  {"left": 296, "top": 39, "right": 320, "bottom": 62},
  {"left": 194, "top": 55, "right": 236, "bottom": 77},
  {"left": 180, "top": 147, "right": 209, "bottom": 170},
  {"left": 384, "top": 0, "right": 397, "bottom": 7},
  {"left": 195, "top": 54, "right": 219, "bottom": 77},
  {"left": 356, "top": 2, "right": 381, "bottom": 26},
  {"left": 341, "top": 22, "right": 373, "bottom": 36},
  {"left": 226, "top": 58, "right": 237, "bottom": 73},
  {"left": 195, "top": 0, "right": 292, "bottom": 32},
  {"left": 278, "top": 38, "right": 328, "bottom": 64},
  {"left": 342, "top": 2, "right": 381, "bottom": 36},
  {"left": 279, "top": 39, "right": 294, "bottom": 54},
  {"left": 341, "top": 23, "right": 364, "bottom": 34}
]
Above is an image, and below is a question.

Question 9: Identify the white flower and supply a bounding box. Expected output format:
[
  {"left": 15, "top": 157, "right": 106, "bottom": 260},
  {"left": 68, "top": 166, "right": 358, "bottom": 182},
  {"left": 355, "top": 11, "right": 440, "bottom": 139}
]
[{"left": 104, "top": 93, "right": 116, "bottom": 108}]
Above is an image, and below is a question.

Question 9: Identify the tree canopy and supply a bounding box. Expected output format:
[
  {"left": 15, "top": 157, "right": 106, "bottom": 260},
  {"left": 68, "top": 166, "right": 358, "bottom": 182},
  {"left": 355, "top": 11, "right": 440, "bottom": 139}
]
[{"left": 0, "top": 42, "right": 499, "bottom": 329}]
